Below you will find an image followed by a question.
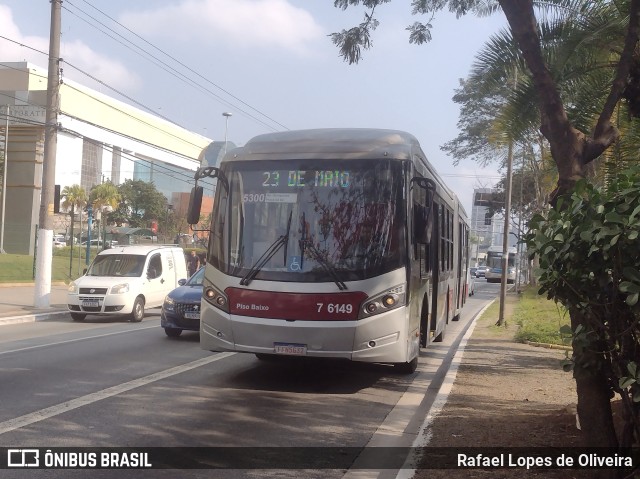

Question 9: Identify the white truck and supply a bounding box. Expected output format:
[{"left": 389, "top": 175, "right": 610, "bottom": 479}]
[{"left": 67, "top": 245, "right": 188, "bottom": 322}]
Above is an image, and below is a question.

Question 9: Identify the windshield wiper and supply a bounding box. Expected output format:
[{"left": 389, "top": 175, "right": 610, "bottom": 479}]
[
  {"left": 299, "top": 215, "right": 347, "bottom": 291},
  {"left": 240, "top": 211, "right": 292, "bottom": 286}
]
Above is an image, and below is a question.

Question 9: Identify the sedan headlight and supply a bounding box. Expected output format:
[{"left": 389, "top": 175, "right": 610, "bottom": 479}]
[
  {"left": 163, "top": 295, "right": 175, "bottom": 311},
  {"left": 68, "top": 282, "right": 79, "bottom": 294},
  {"left": 110, "top": 283, "right": 129, "bottom": 294}
]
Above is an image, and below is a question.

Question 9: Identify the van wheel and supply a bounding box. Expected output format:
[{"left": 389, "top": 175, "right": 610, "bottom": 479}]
[
  {"left": 130, "top": 297, "right": 145, "bottom": 322},
  {"left": 164, "top": 327, "right": 182, "bottom": 338},
  {"left": 394, "top": 357, "right": 418, "bottom": 374},
  {"left": 70, "top": 312, "right": 86, "bottom": 322}
]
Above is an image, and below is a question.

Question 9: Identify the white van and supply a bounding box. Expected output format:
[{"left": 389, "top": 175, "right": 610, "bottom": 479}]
[{"left": 67, "top": 245, "right": 189, "bottom": 322}]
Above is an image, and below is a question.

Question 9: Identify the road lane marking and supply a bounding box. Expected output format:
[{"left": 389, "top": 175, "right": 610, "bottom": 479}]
[
  {"left": 395, "top": 299, "right": 496, "bottom": 479},
  {"left": 341, "top": 298, "right": 495, "bottom": 478},
  {"left": 0, "top": 325, "right": 158, "bottom": 355},
  {"left": 0, "top": 352, "right": 235, "bottom": 435}
]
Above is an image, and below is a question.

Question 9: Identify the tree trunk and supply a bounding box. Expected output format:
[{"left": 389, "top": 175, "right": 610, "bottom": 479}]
[{"left": 570, "top": 309, "right": 618, "bottom": 448}]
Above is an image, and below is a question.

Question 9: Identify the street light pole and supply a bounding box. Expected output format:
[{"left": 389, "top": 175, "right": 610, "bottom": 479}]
[
  {"left": 222, "top": 112, "right": 232, "bottom": 155},
  {"left": 1, "top": 105, "right": 8, "bottom": 254},
  {"left": 497, "top": 70, "right": 518, "bottom": 327},
  {"left": 497, "top": 139, "right": 514, "bottom": 327},
  {"left": 85, "top": 206, "right": 92, "bottom": 266}
]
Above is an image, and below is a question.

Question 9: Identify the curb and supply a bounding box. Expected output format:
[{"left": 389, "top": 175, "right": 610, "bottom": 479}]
[{"left": 0, "top": 310, "right": 69, "bottom": 326}]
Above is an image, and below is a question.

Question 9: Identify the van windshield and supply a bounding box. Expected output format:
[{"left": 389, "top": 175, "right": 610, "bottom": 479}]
[{"left": 87, "top": 254, "right": 146, "bottom": 277}]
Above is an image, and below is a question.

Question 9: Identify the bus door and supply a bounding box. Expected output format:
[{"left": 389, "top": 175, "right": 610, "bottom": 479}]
[
  {"left": 430, "top": 201, "right": 445, "bottom": 337},
  {"left": 412, "top": 175, "right": 433, "bottom": 348}
]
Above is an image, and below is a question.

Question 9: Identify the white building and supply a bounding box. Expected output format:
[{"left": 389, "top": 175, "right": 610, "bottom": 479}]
[{"left": 1, "top": 62, "right": 217, "bottom": 254}]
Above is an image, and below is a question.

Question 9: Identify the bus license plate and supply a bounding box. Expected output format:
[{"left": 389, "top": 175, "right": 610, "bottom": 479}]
[
  {"left": 82, "top": 301, "right": 99, "bottom": 308},
  {"left": 184, "top": 312, "right": 200, "bottom": 319},
  {"left": 274, "top": 343, "right": 307, "bottom": 356}
]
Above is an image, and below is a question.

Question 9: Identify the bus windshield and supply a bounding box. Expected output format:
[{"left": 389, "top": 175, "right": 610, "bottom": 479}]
[
  {"left": 486, "top": 250, "right": 516, "bottom": 270},
  {"left": 208, "top": 159, "right": 406, "bottom": 283}
]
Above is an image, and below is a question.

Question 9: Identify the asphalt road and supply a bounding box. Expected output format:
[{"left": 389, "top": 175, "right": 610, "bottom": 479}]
[{"left": 0, "top": 281, "right": 500, "bottom": 479}]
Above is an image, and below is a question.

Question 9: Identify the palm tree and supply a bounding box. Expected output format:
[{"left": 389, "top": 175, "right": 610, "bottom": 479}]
[
  {"left": 89, "top": 182, "right": 121, "bottom": 249},
  {"left": 61, "top": 185, "right": 87, "bottom": 276},
  {"left": 445, "top": 1, "right": 634, "bottom": 208},
  {"left": 443, "top": 2, "right": 636, "bottom": 449},
  {"left": 61, "top": 184, "right": 87, "bottom": 242}
]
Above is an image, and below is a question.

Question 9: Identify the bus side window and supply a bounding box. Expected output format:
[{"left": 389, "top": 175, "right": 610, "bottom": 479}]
[
  {"left": 448, "top": 209, "right": 454, "bottom": 271},
  {"left": 440, "top": 204, "right": 446, "bottom": 273},
  {"left": 412, "top": 176, "right": 431, "bottom": 272},
  {"left": 423, "top": 200, "right": 432, "bottom": 274}
]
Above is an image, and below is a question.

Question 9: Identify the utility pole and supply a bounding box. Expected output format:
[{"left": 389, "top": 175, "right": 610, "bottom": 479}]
[{"left": 34, "top": 0, "right": 61, "bottom": 308}]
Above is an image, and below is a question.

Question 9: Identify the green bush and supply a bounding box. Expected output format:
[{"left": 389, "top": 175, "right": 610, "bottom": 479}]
[
  {"left": 525, "top": 165, "right": 640, "bottom": 448},
  {"left": 512, "top": 287, "right": 570, "bottom": 346}
]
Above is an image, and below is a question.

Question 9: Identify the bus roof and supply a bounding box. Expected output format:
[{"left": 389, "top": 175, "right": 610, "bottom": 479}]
[
  {"left": 486, "top": 245, "right": 518, "bottom": 254},
  {"left": 222, "top": 128, "right": 461, "bottom": 210},
  {"left": 227, "top": 128, "right": 421, "bottom": 161}
]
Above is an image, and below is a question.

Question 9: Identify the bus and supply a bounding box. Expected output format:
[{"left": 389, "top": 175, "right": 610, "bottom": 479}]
[
  {"left": 484, "top": 245, "right": 517, "bottom": 283},
  {"left": 187, "top": 129, "right": 470, "bottom": 373}
]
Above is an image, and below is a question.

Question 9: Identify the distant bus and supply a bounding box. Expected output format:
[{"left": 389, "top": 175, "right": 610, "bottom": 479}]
[
  {"left": 484, "top": 246, "right": 517, "bottom": 283},
  {"left": 187, "top": 129, "right": 470, "bottom": 373}
]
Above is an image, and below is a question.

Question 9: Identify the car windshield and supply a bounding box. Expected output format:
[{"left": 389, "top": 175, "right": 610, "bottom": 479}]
[
  {"left": 208, "top": 159, "right": 406, "bottom": 283},
  {"left": 86, "top": 254, "right": 146, "bottom": 277},
  {"left": 186, "top": 267, "right": 205, "bottom": 286}
]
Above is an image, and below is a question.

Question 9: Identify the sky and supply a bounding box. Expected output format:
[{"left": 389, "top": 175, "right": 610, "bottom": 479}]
[{"left": 0, "top": 0, "right": 507, "bottom": 214}]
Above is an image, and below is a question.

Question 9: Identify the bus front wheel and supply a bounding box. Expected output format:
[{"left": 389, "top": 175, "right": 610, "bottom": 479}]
[{"left": 394, "top": 357, "right": 418, "bottom": 374}]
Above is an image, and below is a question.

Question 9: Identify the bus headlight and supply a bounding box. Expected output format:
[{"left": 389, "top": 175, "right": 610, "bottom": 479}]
[
  {"left": 359, "top": 284, "right": 406, "bottom": 319},
  {"left": 203, "top": 280, "right": 229, "bottom": 313}
]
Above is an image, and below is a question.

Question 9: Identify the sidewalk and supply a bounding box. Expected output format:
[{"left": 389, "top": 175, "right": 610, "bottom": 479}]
[{"left": 0, "top": 282, "right": 70, "bottom": 324}]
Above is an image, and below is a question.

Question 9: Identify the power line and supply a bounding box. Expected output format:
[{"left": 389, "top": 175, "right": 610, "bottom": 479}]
[
  {"left": 74, "top": 0, "right": 289, "bottom": 131},
  {"left": 2, "top": 7, "right": 284, "bottom": 136},
  {"left": 0, "top": 34, "right": 48, "bottom": 57},
  {"left": 0, "top": 92, "right": 203, "bottom": 188},
  {"left": 63, "top": 0, "right": 287, "bottom": 132},
  {"left": 1, "top": 63, "right": 210, "bottom": 154},
  {"left": 0, "top": 85, "right": 207, "bottom": 162}
]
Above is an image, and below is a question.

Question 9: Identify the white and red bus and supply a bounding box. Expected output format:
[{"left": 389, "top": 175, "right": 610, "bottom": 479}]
[{"left": 187, "top": 129, "right": 470, "bottom": 373}]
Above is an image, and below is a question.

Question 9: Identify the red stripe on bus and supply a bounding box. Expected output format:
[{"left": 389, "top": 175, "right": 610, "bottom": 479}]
[{"left": 225, "top": 288, "right": 368, "bottom": 321}]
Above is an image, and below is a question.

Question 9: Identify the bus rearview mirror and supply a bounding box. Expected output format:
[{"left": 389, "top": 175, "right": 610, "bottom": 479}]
[{"left": 187, "top": 186, "right": 204, "bottom": 225}]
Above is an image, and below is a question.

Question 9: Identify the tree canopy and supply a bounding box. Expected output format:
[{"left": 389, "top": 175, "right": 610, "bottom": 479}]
[
  {"left": 111, "top": 179, "right": 168, "bottom": 228},
  {"left": 330, "top": 0, "right": 640, "bottom": 454},
  {"left": 331, "top": 0, "right": 640, "bottom": 199}
]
